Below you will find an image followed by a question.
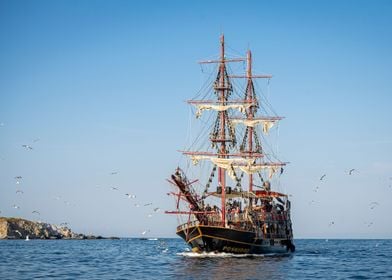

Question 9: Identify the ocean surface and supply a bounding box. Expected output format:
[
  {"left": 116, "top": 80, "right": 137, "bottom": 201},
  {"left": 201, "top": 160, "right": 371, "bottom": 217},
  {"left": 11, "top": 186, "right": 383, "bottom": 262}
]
[{"left": 0, "top": 239, "right": 391, "bottom": 279}]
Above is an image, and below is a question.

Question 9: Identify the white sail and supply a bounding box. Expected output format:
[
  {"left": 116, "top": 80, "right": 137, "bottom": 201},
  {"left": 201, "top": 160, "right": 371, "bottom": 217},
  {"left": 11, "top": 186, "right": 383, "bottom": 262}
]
[
  {"left": 192, "top": 103, "right": 253, "bottom": 118},
  {"left": 231, "top": 119, "right": 278, "bottom": 134},
  {"left": 236, "top": 164, "right": 280, "bottom": 178},
  {"left": 188, "top": 154, "right": 282, "bottom": 179}
]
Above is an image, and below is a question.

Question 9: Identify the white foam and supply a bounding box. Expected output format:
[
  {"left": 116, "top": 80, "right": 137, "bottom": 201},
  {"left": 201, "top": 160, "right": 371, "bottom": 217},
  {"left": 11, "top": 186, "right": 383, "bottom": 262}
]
[{"left": 176, "top": 251, "right": 273, "bottom": 258}]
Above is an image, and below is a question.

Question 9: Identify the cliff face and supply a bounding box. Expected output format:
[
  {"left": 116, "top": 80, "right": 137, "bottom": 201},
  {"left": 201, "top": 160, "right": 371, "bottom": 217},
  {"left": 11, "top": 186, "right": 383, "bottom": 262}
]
[{"left": 0, "top": 217, "right": 80, "bottom": 239}]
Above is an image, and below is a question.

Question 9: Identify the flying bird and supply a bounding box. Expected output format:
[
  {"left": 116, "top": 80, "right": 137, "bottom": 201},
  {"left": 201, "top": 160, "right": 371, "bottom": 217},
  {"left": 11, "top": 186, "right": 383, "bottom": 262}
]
[
  {"left": 365, "top": 222, "right": 374, "bottom": 227},
  {"left": 348, "top": 169, "right": 356, "bottom": 175},
  {"left": 21, "top": 144, "right": 33, "bottom": 150},
  {"left": 147, "top": 214, "right": 153, "bottom": 218},
  {"left": 320, "top": 174, "right": 326, "bottom": 181},
  {"left": 313, "top": 186, "right": 319, "bottom": 193},
  {"left": 12, "top": 204, "right": 20, "bottom": 209},
  {"left": 125, "top": 193, "right": 136, "bottom": 199},
  {"left": 144, "top": 203, "right": 152, "bottom": 206},
  {"left": 110, "top": 171, "right": 118, "bottom": 175},
  {"left": 16, "top": 190, "right": 24, "bottom": 194},
  {"left": 328, "top": 221, "right": 335, "bottom": 227},
  {"left": 14, "top": 230, "right": 22, "bottom": 237},
  {"left": 14, "top": 176, "right": 22, "bottom": 180},
  {"left": 153, "top": 207, "right": 161, "bottom": 213},
  {"left": 141, "top": 230, "right": 150, "bottom": 235},
  {"left": 369, "top": 202, "right": 379, "bottom": 210},
  {"left": 110, "top": 187, "right": 119, "bottom": 191},
  {"left": 32, "top": 210, "right": 40, "bottom": 215}
]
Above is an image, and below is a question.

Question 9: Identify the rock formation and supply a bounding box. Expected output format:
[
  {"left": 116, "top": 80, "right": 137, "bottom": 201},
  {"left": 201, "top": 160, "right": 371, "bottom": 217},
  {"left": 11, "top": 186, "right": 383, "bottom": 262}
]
[{"left": 0, "top": 217, "right": 108, "bottom": 240}]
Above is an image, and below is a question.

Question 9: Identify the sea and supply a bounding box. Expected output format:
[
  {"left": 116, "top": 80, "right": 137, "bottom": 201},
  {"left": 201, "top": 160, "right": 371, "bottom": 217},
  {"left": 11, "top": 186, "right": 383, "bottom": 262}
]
[{"left": 0, "top": 239, "right": 391, "bottom": 279}]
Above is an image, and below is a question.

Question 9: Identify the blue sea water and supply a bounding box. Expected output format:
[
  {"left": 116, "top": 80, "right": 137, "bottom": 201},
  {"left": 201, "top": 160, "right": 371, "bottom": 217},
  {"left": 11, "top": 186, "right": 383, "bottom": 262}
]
[{"left": 0, "top": 239, "right": 391, "bottom": 279}]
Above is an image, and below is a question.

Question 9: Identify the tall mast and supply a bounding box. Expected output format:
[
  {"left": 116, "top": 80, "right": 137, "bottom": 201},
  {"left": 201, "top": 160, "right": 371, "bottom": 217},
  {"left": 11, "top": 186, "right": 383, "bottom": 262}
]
[
  {"left": 218, "top": 34, "right": 227, "bottom": 225},
  {"left": 246, "top": 50, "right": 254, "bottom": 194}
]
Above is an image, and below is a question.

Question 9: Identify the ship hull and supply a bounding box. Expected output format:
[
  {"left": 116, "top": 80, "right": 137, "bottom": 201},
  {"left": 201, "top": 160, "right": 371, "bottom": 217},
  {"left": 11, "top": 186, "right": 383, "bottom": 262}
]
[{"left": 177, "top": 225, "right": 294, "bottom": 255}]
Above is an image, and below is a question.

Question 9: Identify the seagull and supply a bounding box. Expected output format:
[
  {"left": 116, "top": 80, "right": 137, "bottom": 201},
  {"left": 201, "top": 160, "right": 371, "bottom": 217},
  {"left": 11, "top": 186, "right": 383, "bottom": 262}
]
[
  {"left": 320, "top": 174, "right": 326, "bottom": 181},
  {"left": 15, "top": 181, "right": 20, "bottom": 185},
  {"left": 14, "top": 176, "right": 22, "bottom": 180},
  {"left": 144, "top": 203, "right": 152, "bottom": 207},
  {"left": 369, "top": 202, "right": 379, "bottom": 210},
  {"left": 365, "top": 222, "right": 374, "bottom": 227},
  {"left": 328, "top": 221, "right": 335, "bottom": 227},
  {"left": 125, "top": 193, "right": 136, "bottom": 199},
  {"left": 32, "top": 210, "right": 40, "bottom": 215},
  {"left": 153, "top": 207, "right": 161, "bottom": 213},
  {"left": 22, "top": 144, "right": 33, "bottom": 150},
  {"left": 147, "top": 214, "right": 153, "bottom": 218},
  {"left": 348, "top": 169, "right": 356, "bottom": 175},
  {"left": 14, "top": 230, "right": 22, "bottom": 237},
  {"left": 141, "top": 230, "right": 150, "bottom": 235},
  {"left": 110, "top": 171, "right": 118, "bottom": 175},
  {"left": 313, "top": 186, "right": 319, "bottom": 192},
  {"left": 16, "top": 190, "right": 24, "bottom": 194},
  {"left": 12, "top": 204, "right": 20, "bottom": 209},
  {"left": 110, "top": 187, "right": 119, "bottom": 191}
]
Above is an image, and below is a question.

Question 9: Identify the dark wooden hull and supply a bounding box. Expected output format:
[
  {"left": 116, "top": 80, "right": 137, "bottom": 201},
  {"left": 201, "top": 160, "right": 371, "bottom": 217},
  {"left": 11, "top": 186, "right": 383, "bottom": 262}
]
[{"left": 177, "top": 225, "right": 295, "bottom": 255}]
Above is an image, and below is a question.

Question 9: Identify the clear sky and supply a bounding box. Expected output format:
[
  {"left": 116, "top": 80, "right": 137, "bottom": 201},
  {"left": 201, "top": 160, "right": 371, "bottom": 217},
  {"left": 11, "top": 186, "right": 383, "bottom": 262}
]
[{"left": 1, "top": 0, "right": 391, "bottom": 238}]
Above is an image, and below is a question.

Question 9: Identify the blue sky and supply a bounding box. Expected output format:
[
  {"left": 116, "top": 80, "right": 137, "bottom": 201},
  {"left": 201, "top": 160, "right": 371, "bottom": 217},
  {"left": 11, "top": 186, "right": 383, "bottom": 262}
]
[{"left": 1, "top": 0, "right": 391, "bottom": 238}]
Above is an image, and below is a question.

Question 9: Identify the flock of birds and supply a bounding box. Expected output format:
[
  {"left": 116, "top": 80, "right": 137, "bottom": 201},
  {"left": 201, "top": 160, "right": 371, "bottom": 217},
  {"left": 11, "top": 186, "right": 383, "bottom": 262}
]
[
  {"left": 1, "top": 134, "right": 161, "bottom": 236},
  {"left": 104, "top": 170, "right": 162, "bottom": 236},
  {"left": 10, "top": 175, "right": 42, "bottom": 218},
  {"left": 7, "top": 167, "right": 162, "bottom": 235},
  {"left": 310, "top": 169, "right": 391, "bottom": 229}
]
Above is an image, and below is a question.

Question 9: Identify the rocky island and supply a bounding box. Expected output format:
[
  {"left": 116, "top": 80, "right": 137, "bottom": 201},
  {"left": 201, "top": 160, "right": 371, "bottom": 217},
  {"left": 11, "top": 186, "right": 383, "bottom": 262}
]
[{"left": 0, "top": 217, "right": 118, "bottom": 240}]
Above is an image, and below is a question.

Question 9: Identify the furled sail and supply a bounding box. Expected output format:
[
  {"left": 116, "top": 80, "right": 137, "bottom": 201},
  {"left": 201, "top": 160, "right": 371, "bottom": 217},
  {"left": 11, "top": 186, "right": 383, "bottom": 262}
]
[
  {"left": 231, "top": 118, "right": 282, "bottom": 134},
  {"left": 236, "top": 164, "right": 280, "bottom": 178},
  {"left": 188, "top": 153, "right": 284, "bottom": 179},
  {"left": 189, "top": 155, "right": 252, "bottom": 167},
  {"left": 190, "top": 103, "right": 254, "bottom": 118}
]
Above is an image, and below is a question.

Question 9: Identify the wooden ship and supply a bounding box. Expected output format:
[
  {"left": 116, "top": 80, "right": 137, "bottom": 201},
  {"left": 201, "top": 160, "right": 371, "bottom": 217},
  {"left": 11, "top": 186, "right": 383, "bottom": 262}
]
[{"left": 166, "top": 35, "right": 295, "bottom": 254}]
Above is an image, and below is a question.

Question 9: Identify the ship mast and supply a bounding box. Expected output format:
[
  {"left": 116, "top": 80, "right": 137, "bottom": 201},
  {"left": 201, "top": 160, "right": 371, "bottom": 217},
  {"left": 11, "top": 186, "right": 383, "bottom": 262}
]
[
  {"left": 246, "top": 50, "right": 254, "bottom": 194},
  {"left": 218, "top": 34, "right": 227, "bottom": 225},
  {"left": 189, "top": 34, "right": 245, "bottom": 226}
]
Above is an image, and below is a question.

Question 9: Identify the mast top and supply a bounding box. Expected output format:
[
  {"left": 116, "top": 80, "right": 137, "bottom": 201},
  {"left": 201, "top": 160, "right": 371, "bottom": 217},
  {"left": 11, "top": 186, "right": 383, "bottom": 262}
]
[
  {"left": 220, "top": 34, "right": 225, "bottom": 61},
  {"left": 247, "top": 50, "right": 252, "bottom": 78}
]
